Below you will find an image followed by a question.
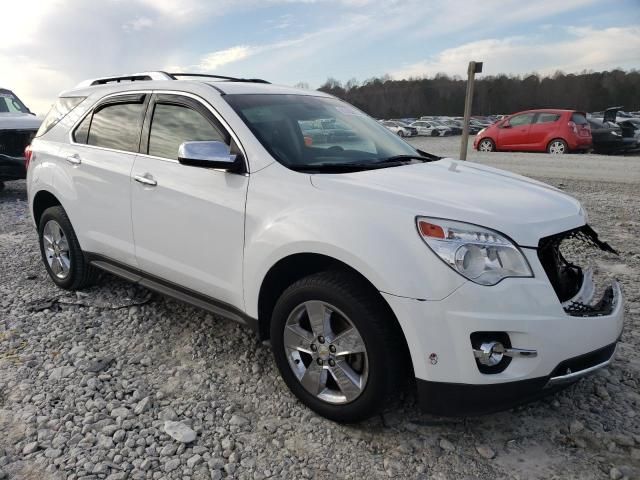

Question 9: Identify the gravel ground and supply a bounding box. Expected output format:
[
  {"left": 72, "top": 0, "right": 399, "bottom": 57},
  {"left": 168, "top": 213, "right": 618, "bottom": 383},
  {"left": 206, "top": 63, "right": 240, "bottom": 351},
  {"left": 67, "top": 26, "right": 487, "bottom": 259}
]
[{"left": 1, "top": 141, "right": 639, "bottom": 480}]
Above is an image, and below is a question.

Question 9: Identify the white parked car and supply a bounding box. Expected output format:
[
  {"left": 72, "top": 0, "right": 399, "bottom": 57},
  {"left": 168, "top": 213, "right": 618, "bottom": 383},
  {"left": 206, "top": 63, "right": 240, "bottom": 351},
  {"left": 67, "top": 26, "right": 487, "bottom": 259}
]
[
  {"left": 1, "top": 88, "right": 41, "bottom": 190},
  {"left": 381, "top": 120, "right": 417, "bottom": 137},
  {"left": 27, "top": 72, "right": 624, "bottom": 421},
  {"left": 410, "top": 120, "right": 451, "bottom": 137}
]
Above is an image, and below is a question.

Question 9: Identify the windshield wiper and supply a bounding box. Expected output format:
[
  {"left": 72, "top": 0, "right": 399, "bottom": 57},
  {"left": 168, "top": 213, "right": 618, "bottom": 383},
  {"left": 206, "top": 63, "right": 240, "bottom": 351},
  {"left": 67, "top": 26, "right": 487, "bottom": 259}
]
[
  {"left": 289, "top": 151, "right": 441, "bottom": 173},
  {"left": 374, "top": 153, "right": 439, "bottom": 164}
]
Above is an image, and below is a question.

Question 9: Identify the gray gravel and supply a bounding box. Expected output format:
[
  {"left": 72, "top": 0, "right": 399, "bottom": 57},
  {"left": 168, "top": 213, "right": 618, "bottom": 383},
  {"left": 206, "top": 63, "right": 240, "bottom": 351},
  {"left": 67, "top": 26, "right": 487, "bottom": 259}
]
[{"left": 1, "top": 142, "right": 639, "bottom": 479}]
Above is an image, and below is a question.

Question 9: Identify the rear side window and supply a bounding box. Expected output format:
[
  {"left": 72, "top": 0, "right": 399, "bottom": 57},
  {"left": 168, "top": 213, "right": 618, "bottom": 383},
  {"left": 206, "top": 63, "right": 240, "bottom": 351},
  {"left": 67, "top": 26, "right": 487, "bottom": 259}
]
[
  {"left": 87, "top": 103, "right": 144, "bottom": 152},
  {"left": 536, "top": 113, "right": 560, "bottom": 124},
  {"left": 571, "top": 113, "right": 588, "bottom": 125},
  {"left": 36, "top": 97, "right": 86, "bottom": 137},
  {"left": 148, "top": 103, "right": 225, "bottom": 160}
]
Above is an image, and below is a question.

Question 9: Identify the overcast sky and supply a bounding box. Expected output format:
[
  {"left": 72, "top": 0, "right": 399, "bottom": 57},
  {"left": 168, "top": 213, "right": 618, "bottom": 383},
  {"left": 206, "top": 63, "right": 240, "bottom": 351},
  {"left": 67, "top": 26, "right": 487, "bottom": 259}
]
[{"left": 2, "top": 0, "right": 639, "bottom": 115}]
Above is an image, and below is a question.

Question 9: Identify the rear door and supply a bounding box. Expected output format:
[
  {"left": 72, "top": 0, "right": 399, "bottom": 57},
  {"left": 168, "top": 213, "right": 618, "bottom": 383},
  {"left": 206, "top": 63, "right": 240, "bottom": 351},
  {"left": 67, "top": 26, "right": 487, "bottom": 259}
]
[
  {"left": 528, "top": 112, "right": 561, "bottom": 150},
  {"left": 130, "top": 92, "right": 248, "bottom": 309},
  {"left": 66, "top": 93, "right": 149, "bottom": 265},
  {"left": 497, "top": 112, "right": 535, "bottom": 150}
]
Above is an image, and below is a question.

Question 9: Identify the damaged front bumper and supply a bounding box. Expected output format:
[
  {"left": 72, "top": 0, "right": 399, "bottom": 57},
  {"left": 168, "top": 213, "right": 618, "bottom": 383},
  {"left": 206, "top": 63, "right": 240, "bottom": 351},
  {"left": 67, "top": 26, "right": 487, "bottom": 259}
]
[{"left": 382, "top": 224, "right": 624, "bottom": 416}]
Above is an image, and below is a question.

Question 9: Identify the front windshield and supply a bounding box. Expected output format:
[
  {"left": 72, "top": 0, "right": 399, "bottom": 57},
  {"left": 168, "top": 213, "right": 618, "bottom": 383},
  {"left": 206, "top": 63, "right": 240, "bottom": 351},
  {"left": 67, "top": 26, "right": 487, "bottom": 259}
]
[
  {"left": 224, "top": 94, "right": 419, "bottom": 170},
  {"left": 0, "top": 90, "right": 30, "bottom": 114}
]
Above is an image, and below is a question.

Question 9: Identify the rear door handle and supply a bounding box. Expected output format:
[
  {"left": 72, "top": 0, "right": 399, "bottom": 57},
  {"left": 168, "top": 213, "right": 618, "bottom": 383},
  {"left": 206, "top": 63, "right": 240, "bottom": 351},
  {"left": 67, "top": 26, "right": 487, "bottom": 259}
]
[
  {"left": 66, "top": 154, "right": 81, "bottom": 165},
  {"left": 134, "top": 174, "right": 157, "bottom": 187}
]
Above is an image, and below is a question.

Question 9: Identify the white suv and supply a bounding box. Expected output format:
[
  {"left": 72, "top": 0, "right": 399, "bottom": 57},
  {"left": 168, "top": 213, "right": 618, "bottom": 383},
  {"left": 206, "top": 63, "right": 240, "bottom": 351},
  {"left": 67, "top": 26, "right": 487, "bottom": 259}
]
[{"left": 27, "top": 72, "right": 624, "bottom": 422}]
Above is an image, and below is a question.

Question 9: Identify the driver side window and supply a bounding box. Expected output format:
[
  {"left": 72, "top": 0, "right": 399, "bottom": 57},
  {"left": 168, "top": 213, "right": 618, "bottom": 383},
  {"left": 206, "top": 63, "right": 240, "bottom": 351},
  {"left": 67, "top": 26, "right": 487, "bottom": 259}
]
[
  {"left": 148, "top": 103, "right": 225, "bottom": 160},
  {"left": 509, "top": 113, "right": 535, "bottom": 127}
]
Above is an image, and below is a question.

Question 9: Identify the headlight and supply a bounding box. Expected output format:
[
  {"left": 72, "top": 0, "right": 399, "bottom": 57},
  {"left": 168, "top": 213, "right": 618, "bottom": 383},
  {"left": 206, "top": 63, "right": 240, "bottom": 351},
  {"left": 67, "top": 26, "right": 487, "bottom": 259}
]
[
  {"left": 611, "top": 131, "right": 621, "bottom": 137},
  {"left": 416, "top": 217, "right": 533, "bottom": 285}
]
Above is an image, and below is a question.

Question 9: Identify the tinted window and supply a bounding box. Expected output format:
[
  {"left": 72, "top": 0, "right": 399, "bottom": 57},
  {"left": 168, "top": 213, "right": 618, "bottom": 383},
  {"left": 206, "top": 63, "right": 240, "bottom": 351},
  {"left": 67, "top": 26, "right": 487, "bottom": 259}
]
[
  {"left": 536, "top": 113, "right": 560, "bottom": 124},
  {"left": 571, "top": 113, "right": 588, "bottom": 125},
  {"left": 88, "top": 103, "right": 143, "bottom": 152},
  {"left": 148, "top": 103, "right": 224, "bottom": 160},
  {"left": 36, "top": 96, "right": 85, "bottom": 137},
  {"left": 509, "top": 113, "right": 535, "bottom": 127},
  {"left": 73, "top": 114, "right": 91, "bottom": 144}
]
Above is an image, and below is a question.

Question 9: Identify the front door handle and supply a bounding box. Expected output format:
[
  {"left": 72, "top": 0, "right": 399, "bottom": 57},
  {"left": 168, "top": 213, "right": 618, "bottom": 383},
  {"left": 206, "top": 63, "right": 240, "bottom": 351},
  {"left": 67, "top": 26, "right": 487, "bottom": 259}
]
[
  {"left": 65, "top": 154, "right": 81, "bottom": 165},
  {"left": 134, "top": 174, "right": 157, "bottom": 187}
]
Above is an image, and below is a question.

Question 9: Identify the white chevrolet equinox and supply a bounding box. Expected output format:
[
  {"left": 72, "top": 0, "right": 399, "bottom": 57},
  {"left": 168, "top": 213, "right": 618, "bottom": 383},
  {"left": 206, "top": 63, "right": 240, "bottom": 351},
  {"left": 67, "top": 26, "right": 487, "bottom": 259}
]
[{"left": 26, "top": 72, "right": 624, "bottom": 422}]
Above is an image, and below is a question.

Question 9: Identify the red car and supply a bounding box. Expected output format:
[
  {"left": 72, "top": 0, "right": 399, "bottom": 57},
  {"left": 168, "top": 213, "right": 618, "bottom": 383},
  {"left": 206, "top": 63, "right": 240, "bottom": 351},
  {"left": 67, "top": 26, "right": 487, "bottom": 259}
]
[{"left": 473, "top": 109, "right": 592, "bottom": 154}]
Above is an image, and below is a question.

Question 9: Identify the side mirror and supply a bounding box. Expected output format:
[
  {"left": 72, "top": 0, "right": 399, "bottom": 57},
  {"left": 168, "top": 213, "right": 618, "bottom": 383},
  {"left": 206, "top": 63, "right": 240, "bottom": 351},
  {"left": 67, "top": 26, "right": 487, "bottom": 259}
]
[
  {"left": 501, "top": 122, "right": 511, "bottom": 129},
  {"left": 178, "top": 141, "right": 242, "bottom": 172}
]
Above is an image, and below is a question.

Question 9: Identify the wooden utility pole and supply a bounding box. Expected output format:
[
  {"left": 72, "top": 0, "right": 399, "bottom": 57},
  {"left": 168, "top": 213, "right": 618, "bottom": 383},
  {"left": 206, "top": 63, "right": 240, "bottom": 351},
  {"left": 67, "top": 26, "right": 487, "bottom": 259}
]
[{"left": 459, "top": 61, "right": 483, "bottom": 160}]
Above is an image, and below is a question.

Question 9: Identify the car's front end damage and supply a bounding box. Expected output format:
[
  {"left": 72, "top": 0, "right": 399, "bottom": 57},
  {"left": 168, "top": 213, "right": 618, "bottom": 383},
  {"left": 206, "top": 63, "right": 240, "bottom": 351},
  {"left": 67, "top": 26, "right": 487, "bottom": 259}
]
[{"left": 383, "top": 222, "right": 623, "bottom": 416}]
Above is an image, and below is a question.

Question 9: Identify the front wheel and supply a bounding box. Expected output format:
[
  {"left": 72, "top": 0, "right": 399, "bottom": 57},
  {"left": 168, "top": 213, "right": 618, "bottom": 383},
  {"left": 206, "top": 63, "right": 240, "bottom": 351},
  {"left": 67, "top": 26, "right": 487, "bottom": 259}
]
[
  {"left": 397, "top": 130, "right": 405, "bottom": 137},
  {"left": 478, "top": 138, "right": 495, "bottom": 152},
  {"left": 547, "top": 139, "right": 568, "bottom": 154},
  {"left": 270, "top": 271, "right": 408, "bottom": 422}
]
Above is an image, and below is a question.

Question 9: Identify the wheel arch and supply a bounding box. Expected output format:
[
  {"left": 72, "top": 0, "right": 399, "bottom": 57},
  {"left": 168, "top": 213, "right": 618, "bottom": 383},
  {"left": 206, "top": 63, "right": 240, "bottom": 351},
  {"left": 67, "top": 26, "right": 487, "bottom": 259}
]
[
  {"left": 256, "top": 253, "right": 409, "bottom": 358},
  {"left": 32, "top": 189, "right": 63, "bottom": 227}
]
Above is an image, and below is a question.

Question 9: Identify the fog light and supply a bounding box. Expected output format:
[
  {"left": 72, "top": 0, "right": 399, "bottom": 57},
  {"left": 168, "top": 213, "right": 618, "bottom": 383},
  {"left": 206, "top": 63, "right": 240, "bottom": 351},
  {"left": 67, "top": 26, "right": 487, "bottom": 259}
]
[{"left": 474, "top": 341, "right": 505, "bottom": 366}]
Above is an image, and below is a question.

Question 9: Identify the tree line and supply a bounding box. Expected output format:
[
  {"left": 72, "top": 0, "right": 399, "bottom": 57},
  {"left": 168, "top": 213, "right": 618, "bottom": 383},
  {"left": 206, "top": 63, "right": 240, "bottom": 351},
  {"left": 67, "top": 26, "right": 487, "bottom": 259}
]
[{"left": 315, "top": 70, "right": 640, "bottom": 118}]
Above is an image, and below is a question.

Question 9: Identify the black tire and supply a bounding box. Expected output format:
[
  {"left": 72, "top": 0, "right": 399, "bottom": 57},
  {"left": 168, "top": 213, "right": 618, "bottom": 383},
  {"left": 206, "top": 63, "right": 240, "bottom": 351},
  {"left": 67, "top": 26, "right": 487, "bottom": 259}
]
[
  {"left": 38, "top": 206, "right": 99, "bottom": 290},
  {"left": 547, "top": 138, "right": 568, "bottom": 154},
  {"left": 430, "top": 129, "right": 439, "bottom": 137},
  {"left": 270, "top": 270, "right": 408, "bottom": 423},
  {"left": 397, "top": 130, "right": 405, "bottom": 137},
  {"left": 478, "top": 138, "right": 495, "bottom": 152}
]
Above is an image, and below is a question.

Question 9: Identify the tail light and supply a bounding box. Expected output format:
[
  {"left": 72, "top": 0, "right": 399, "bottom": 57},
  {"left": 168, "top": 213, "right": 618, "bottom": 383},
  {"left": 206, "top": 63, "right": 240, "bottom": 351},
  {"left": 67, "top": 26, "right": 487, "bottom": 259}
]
[
  {"left": 24, "top": 144, "right": 33, "bottom": 171},
  {"left": 567, "top": 121, "right": 578, "bottom": 134}
]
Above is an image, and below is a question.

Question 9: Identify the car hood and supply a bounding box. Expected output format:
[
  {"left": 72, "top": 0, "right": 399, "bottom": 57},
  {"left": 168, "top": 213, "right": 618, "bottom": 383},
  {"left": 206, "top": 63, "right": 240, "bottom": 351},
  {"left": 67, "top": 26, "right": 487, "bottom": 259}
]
[
  {"left": 0, "top": 113, "right": 42, "bottom": 130},
  {"left": 310, "top": 158, "right": 585, "bottom": 247}
]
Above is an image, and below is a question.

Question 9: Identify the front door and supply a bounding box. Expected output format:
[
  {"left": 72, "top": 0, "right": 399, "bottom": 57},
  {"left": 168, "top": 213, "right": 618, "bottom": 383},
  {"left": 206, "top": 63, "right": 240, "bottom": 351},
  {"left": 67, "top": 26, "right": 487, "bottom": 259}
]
[
  {"left": 498, "top": 112, "right": 535, "bottom": 150},
  {"left": 130, "top": 93, "right": 248, "bottom": 309}
]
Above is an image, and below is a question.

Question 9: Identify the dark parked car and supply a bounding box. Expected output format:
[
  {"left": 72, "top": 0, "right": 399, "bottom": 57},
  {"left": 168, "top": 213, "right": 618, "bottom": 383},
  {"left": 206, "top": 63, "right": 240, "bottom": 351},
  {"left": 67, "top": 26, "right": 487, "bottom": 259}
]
[
  {"left": 588, "top": 109, "right": 638, "bottom": 154},
  {"left": 0, "top": 88, "right": 41, "bottom": 190}
]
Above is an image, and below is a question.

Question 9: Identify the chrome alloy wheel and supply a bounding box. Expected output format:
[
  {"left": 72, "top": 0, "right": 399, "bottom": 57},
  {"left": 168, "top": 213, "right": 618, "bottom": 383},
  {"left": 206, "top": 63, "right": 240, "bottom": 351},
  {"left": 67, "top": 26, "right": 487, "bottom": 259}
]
[
  {"left": 43, "top": 220, "right": 71, "bottom": 279},
  {"left": 479, "top": 139, "right": 494, "bottom": 152},
  {"left": 283, "top": 301, "right": 368, "bottom": 404},
  {"left": 548, "top": 140, "right": 566, "bottom": 154}
]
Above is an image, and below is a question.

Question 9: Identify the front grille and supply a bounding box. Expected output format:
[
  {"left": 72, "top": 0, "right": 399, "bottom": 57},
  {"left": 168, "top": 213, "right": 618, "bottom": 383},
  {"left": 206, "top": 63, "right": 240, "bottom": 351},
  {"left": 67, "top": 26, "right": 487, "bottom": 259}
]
[
  {"left": 0, "top": 129, "right": 36, "bottom": 157},
  {"left": 537, "top": 225, "right": 619, "bottom": 315}
]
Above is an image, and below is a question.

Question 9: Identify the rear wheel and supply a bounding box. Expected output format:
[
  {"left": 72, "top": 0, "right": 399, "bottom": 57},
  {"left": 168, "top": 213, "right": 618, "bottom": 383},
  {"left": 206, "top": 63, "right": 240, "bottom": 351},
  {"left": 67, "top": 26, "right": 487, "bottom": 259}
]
[
  {"left": 547, "top": 139, "right": 568, "bottom": 154},
  {"left": 38, "top": 206, "right": 99, "bottom": 290},
  {"left": 270, "top": 271, "right": 407, "bottom": 422},
  {"left": 478, "top": 138, "right": 495, "bottom": 152}
]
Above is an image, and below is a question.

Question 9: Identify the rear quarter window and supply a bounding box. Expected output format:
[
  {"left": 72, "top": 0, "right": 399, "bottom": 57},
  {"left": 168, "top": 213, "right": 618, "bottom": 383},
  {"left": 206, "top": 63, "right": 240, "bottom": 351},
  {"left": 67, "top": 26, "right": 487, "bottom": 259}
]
[{"left": 36, "top": 97, "right": 86, "bottom": 137}]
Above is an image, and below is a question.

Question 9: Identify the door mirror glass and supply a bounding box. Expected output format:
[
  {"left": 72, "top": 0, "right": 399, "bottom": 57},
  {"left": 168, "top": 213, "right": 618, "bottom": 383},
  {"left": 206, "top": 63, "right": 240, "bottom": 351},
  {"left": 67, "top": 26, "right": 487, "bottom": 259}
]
[{"left": 178, "top": 141, "right": 239, "bottom": 170}]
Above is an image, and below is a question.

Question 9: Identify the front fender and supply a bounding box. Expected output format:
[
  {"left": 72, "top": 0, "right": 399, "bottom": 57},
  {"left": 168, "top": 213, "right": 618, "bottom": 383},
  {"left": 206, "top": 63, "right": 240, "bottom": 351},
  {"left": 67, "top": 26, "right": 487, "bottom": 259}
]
[{"left": 242, "top": 164, "right": 465, "bottom": 318}]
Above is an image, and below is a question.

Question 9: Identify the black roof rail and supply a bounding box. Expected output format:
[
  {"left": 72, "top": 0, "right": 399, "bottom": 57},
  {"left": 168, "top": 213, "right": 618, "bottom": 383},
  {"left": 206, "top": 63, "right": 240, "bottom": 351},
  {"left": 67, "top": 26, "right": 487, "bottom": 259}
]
[
  {"left": 168, "top": 73, "right": 270, "bottom": 84},
  {"left": 75, "top": 71, "right": 270, "bottom": 89}
]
